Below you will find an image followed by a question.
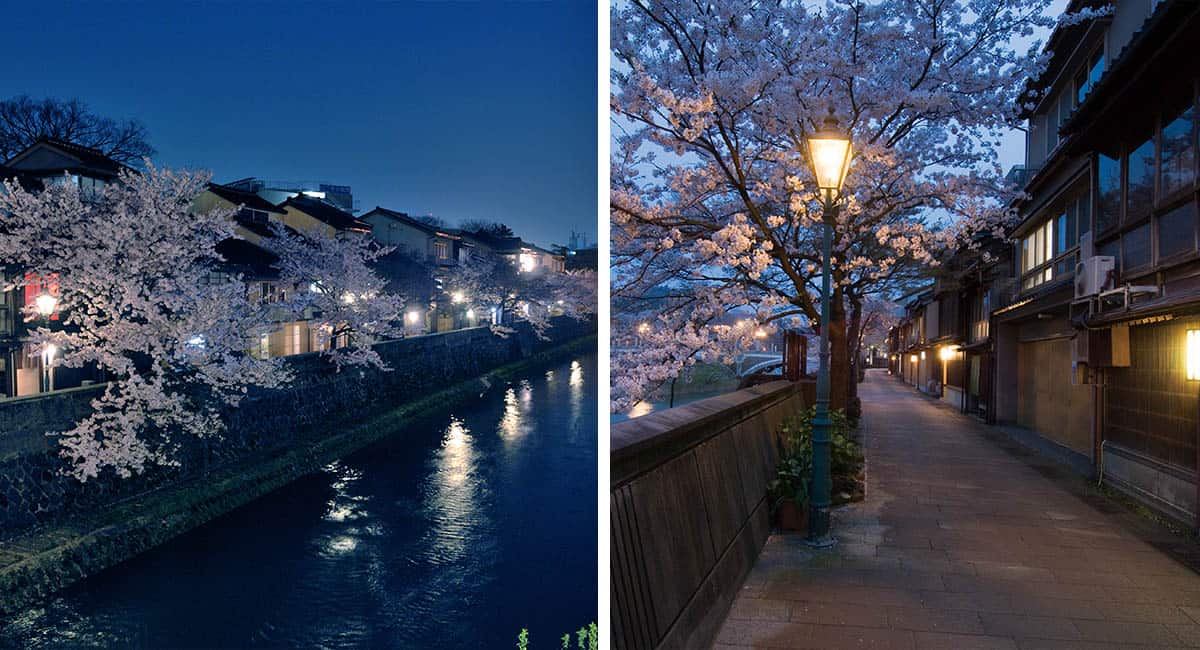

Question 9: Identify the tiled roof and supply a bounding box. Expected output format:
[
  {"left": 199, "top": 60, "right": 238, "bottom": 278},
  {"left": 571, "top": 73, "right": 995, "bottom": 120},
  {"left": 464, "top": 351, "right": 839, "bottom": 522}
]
[
  {"left": 12, "top": 137, "right": 132, "bottom": 179},
  {"left": 282, "top": 194, "right": 371, "bottom": 233},
  {"left": 215, "top": 238, "right": 279, "bottom": 279},
  {"left": 206, "top": 183, "right": 287, "bottom": 214},
  {"left": 362, "top": 206, "right": 450, "bottom": 236}
]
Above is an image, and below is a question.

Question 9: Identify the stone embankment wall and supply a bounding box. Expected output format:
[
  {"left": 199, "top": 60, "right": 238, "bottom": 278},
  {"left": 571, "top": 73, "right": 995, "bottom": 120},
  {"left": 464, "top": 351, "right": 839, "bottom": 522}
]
[
  {"left": 610, "top": 379, "right": 813, "bottom": 650},
  {"left": 0, "top": 319, "right": 593, "bottom": 536}
]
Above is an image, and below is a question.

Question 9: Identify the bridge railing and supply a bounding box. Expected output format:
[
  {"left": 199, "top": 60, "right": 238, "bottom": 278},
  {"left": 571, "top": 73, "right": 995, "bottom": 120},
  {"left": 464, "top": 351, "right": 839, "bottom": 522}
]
[{"left": 611, "top": 378, "right": 814, "bottom": 650}]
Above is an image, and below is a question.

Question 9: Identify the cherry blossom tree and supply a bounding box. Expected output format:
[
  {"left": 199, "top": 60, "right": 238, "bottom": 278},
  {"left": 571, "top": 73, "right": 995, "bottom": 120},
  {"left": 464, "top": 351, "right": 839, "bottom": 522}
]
[
  {"left": 610, "top": 0, "right": 1064, "bottom": 412},
  {"left": 0, "top": 165, "right": 286, "bottom": 480},
  {"left": 258, "top": 223, "right": 406, "bottom": 370},
  {"left": 440, "top": 253, "right": 597, "bottom": 337},
  {"left": 0, "top": 165, "right": 408, "bottom": 480}
]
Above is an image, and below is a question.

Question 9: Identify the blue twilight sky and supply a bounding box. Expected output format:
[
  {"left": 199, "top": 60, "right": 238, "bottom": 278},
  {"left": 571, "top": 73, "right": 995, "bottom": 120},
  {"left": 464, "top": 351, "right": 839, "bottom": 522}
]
[{"left": 1, "top": 1, "right": 598, "bottom": 250}]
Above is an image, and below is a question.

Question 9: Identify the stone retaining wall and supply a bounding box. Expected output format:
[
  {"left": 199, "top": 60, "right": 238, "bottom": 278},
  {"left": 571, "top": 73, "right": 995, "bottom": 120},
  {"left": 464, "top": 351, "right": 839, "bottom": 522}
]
[
  {"left": 0, "top": 319, "right": 593, "bottom": 536},
  {"left": 610, "top": 379, "right": 812, "bottom": 650}
]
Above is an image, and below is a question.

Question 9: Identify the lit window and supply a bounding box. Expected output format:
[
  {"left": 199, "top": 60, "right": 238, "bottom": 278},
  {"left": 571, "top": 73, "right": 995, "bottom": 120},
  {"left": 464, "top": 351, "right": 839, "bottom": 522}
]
[
  {"left": 518, "top": 252, "right": 536, "bottom": 273},
  {"left": 434, "top": 240, "right": 450, "bottom": 260}
]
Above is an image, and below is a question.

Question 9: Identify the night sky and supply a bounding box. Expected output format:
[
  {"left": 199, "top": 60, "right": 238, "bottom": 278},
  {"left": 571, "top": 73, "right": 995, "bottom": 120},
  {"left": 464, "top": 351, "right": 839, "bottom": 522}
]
[{"left": 2, "top": 1, "right": 598, "bottom": 249}]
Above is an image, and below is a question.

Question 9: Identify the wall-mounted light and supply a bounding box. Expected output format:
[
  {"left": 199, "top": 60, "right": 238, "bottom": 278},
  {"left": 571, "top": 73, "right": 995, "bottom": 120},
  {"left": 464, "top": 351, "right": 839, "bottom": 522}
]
[
  {"left": 939, "top": 345, "right": 959, "bottom": 361},
  {"left": 1188, "top": 329, "right": 1200, "bottom": 380},
  {"left": 920, "top": 350, "right": 926, "bottom": 360},
  {"left": 910, "top": 354, "right": 918, "bottom": 363}
]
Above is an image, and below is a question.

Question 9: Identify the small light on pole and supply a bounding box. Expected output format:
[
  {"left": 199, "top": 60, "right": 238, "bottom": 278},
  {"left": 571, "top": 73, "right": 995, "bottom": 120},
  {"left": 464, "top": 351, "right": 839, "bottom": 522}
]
[{"left": 34, "top": 291, "right": 58, "bottom": 318}]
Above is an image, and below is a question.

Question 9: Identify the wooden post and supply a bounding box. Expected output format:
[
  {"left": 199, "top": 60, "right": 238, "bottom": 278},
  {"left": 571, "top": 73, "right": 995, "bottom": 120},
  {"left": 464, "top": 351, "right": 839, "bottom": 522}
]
[{"left": 784, "top": 331, "right": 806, "bottom": 381}]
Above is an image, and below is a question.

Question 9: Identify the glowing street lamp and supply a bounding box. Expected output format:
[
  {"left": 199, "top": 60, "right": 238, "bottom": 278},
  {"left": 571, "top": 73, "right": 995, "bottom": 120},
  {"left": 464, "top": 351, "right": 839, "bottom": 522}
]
[
  {"left": 34, "top": 291, "right": 58, "bottom": 318},
  {"left": 804, "top": 108, "right": 852, "bottom": 548},
  {"left": 451, "top": 291, "right": 465, "bottom": 304}
]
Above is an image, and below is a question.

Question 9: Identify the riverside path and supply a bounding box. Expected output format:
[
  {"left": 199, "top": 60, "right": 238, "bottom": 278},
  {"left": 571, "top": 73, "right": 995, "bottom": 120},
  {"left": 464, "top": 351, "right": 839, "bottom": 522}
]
[{"left": 714, "top": 369, "right": 1200, "bottom": 649}]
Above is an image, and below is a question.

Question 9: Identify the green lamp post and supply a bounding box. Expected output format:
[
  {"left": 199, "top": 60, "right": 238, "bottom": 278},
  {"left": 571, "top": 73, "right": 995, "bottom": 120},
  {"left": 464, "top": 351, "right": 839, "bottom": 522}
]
[{"left": 805, "top": 111, "right": 852, "bottom": 547}]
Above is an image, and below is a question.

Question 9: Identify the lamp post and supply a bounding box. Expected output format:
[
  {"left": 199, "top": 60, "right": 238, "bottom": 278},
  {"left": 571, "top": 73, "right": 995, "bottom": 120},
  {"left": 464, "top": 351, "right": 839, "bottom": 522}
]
[{"left": 805, "top": 110, "right": 852, "bottom": 548}]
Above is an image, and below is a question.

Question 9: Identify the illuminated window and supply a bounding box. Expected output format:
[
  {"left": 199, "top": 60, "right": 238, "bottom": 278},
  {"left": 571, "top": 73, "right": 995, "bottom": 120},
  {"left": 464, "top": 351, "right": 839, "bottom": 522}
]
[
  {"left": 1021, "top": 220, "right": 1054, "bottom": 289},
  {"left": 434, "top": 240, "right": 450, "bottom": 260},
  {"left": 518, "top": 252, "right": 536, "bottom": 273},
  {"left": 1188, "top": 329, "right": 1200, "bottom": 381}
]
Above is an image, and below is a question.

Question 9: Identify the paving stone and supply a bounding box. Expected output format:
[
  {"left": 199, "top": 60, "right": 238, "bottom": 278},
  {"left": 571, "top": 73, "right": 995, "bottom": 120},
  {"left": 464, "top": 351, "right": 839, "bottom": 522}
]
[
  {"left": 710, "top": 372, "right": 1200, "bottom": 649},
  {"left": 887, "top": 606, "right": 984, "bottom": 634},
  {"left": 789, "top": 601, "right": 889, "bottom": 628},
  {"left": 726, "top": 597, "right": 792, "bottom": 622},
  {"left": 1072, "top": 619, "right": 1185, "bottom": 646},
  {"left": 912, "top": 632, "right": 1019, "bottom": 649}
]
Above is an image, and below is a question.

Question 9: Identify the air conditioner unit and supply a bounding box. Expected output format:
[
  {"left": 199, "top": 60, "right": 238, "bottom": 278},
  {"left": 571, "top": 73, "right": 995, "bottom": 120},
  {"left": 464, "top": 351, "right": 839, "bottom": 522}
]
[{"left": 1075, "top": 256, "right": 1115, "bottom": 299}]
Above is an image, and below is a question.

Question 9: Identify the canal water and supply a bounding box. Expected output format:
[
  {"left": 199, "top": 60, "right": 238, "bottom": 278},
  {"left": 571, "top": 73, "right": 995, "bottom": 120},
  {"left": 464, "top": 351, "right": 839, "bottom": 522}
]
[{"left": 1, "top": 355, "right": 597, "bottom": 649}]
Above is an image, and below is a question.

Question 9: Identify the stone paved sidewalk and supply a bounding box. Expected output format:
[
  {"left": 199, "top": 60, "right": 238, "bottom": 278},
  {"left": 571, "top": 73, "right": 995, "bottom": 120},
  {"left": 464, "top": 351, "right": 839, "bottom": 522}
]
[{"left": 714, "top": 370, "right": 1200, "bottom": 649}]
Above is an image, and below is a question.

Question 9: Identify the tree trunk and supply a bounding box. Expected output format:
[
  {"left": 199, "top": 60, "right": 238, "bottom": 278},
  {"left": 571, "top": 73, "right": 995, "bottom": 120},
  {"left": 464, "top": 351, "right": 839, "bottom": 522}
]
[
  {"left": 847, "top": 296, "right": 863, "bottom": 407},
  {"left": 829, "top": 295, "right": 849, "bottom": 414}
]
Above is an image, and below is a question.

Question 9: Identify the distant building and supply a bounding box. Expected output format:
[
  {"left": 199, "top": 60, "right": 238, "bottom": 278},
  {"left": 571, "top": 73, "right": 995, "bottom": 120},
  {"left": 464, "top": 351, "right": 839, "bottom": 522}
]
[
  {"left": 360, "top": 206, "right": 472, "bottom": 266},
  {"left": 225, "top": 177, "right": 357, "bottom": 214},
  {"left": 565, "top": 247, "right": 598, "bottom": 271},
  {"left": 0, "top": 139, "right": 130, "bottom": 397},
  {"left": 278, "top": 193, "right": 371, "bottom": 238},
  {"left": 4, "top": 137, "right": 129, "bottom": 201}
]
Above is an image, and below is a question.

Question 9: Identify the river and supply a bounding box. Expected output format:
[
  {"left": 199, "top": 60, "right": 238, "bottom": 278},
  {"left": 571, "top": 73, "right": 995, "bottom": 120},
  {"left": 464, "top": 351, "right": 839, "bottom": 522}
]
[{"left": 1, "top": 355, "right": 597, "bottom": 649}]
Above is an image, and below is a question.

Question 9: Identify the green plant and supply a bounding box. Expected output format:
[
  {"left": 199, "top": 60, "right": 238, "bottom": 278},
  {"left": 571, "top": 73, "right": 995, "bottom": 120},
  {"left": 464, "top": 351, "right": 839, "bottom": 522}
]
[
  {"left": 517, "top": 622, "right": 597, "bottom": 650},
  {"left": 769, "top": 407, "right": 863, "bottom": 513}
]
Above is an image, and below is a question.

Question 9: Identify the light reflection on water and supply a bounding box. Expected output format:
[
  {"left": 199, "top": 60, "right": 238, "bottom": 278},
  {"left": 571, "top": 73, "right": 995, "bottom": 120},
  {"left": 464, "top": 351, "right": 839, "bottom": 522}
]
[{"left": 0, "top": 355, "right": 597, "bottom": 649}]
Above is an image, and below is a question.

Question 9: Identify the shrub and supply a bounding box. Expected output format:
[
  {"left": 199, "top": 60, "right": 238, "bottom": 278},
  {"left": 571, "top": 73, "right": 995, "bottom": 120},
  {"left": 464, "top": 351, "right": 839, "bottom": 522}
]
[{"left": 768, "top": 407, "right": 862, "bottom": 513}]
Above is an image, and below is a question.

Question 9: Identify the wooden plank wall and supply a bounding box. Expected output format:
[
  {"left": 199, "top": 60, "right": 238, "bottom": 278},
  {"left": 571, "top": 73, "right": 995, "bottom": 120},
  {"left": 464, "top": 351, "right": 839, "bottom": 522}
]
[{"left": 610, "top": 381, "right": 811, "bottom": 650}]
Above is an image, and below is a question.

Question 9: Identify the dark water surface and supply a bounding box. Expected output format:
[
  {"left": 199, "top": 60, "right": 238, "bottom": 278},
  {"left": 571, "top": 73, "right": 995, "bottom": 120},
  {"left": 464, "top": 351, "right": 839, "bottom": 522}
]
[{"left": 2, "top": 355, "right": 598, "bottom": 649}]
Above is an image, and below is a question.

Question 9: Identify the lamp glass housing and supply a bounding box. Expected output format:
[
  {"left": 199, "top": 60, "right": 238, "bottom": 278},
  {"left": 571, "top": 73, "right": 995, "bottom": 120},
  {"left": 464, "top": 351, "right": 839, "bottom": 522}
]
[
  {"left": 34, "top": 292, "right": 58, "bottom": 317},
  {"left": 807, "top": 134, "right": 852, "bottom": 192},
  {"left": 1188, "top": 329, "right": 1200, "bottom": 380}
]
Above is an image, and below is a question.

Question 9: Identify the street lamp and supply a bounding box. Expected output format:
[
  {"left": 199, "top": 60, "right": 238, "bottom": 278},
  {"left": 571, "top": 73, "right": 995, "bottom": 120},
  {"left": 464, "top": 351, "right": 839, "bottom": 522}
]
[
  {"left": 804, "top": 109, "right": 852, "bottom": 548},
  {"left": 34, "top": 291, "right": 58, "bottom": 318}
]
